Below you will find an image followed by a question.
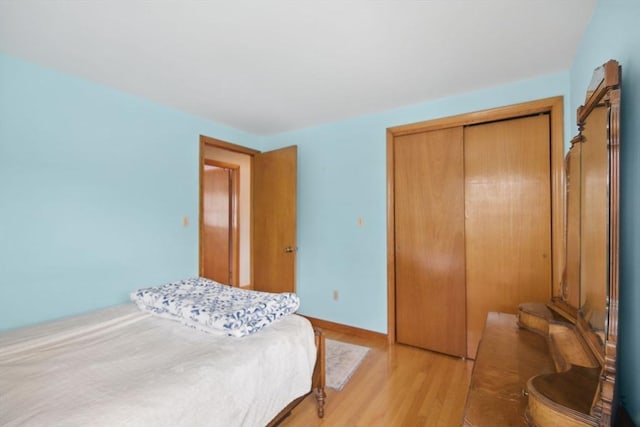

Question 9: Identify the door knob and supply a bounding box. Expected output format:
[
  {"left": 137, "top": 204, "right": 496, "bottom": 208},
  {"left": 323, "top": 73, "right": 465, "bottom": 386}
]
[{"left": 284, "top": 246, "right": 298, "bottom": 253}]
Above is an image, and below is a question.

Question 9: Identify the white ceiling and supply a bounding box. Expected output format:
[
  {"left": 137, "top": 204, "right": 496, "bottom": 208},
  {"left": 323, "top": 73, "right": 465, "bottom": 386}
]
[{"left": 0, "top": 0, "right": 595, "bottom": 136}]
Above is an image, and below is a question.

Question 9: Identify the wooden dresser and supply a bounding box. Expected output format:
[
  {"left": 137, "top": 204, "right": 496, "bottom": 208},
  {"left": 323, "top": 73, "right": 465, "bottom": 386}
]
[
  {"left": 463, "top": 60, "right": 622, "bottom": 427},
  {"left": 464, "top": 306, "right": 604, "bottom": 426},
  {"left": 463, "top": 312, "right": 555, "bottom": 426}
]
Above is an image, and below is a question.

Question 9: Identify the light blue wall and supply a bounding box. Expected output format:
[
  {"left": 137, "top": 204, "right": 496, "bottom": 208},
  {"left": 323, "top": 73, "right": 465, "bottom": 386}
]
[
  {"left": 4, "top": 4, "right": 637, "bottom": 419},
  {"left": 0, "top": 53, "right": 263, "bottom": 330},
  {"left": 264, "top": 73, "right": 570, "bottom": 334},
  {"left": 570, "top": 0, "right": 640, "bottom": 422}
]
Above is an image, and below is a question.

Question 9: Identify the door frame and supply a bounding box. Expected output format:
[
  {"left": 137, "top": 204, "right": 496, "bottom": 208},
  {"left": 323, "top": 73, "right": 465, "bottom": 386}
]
[
  {"left": 386, "top": 97, "right": 564, "bottom": 345},
  {"left": 199, "top": 135, "right": 259, "bottom": 286}
]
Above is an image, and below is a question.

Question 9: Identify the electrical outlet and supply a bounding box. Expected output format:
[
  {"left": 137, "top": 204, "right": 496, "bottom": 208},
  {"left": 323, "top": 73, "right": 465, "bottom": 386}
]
[
  {"left": 182, "top": 216, "right": 189, "bottom": 228},
  {"left": 333, "top": 290, "right": 339, "bottom": 301},
  {"left": 357, "top": 216, "right": 364, "bottom": 227}
]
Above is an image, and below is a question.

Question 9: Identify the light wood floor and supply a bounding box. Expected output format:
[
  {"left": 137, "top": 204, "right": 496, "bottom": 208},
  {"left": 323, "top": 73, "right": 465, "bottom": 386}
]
[{"left": 280, "top": 329, "right": 474, "bottom": 427}]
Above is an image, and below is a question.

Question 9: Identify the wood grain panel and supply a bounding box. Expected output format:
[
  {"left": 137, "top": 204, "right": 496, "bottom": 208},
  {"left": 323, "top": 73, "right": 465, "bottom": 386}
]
[
  {"left": 579, "top": 105, "right": 608, "bottom": 329},
  {"left": 564, "top": 141, "right": 581, "bottom": 308},
  {"left": 252, "top": 146, "right": 297, "bottom": 293},
  {"left": 463, "top": 313, "right": 555, "bottom": 426},
  {"left": 394, "top": 127, "right": 466, "bottom": 357},
  {"left": 202, "top": 165, "right": 231, "bottom": 284},
  {"left": 199, "top": 135, "right": 245, "bottom": 287},
  {"left": 465, "top": 114, "right": 552, "bottom": 359},
  {"left": 388, "top": 97, "right": 565, "bottom": 350}
]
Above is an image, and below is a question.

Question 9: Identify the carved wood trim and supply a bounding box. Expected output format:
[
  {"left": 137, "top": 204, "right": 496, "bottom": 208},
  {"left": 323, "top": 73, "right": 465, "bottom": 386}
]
[
  {"left": 312, "top": 328, "right": 326, "bottom": 418},
  {"left": 577, "top": 60, "right": 621, "bottom": 125},
  {"left": 554, "top": 60, "right": 621, "bottom": 426},
  {"left": 601, "top": 84, "right": 621, "bottom": 426}
]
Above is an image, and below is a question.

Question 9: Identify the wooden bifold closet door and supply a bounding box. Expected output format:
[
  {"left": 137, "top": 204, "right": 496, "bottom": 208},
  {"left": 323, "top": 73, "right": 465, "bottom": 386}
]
[
  {"left": 464, "top": 114, "right": 552, "bottom": 358},
  {"left": 394, "top": 114, "right": 552, "bottom": 359},
  {"left": 394, "top": 127, "right": 467, "bottom": 357}
]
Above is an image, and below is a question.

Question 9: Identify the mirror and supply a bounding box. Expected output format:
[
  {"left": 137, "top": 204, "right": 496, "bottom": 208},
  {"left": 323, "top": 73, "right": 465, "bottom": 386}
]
[
  {"left": 579, "top": 102, "right": 609, "bottom": 342},
  {"left": 557, "top": 59, "right": 621, "bottom": 424}
]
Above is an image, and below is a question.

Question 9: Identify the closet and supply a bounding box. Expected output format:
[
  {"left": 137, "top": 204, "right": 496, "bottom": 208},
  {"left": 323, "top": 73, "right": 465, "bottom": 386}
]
[{"left": 388, "top": 98, "right": 563, "bottom": 359}]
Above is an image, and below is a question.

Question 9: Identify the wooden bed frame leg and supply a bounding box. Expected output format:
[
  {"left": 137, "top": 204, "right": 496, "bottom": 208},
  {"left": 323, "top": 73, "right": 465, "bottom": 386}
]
[
  {"left": 313, "top": 328, "right": 327, "bottom": 418},
  {"left": 314, "top": 386, "right": 326, "bottom": 418},
  {"left": 267, "top": 327, "right": 327, "bottom": 426}
]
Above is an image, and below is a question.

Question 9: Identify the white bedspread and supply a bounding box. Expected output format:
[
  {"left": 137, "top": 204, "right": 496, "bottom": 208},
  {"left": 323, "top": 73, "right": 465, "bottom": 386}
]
[{"left": 0, "top": 304, "right": 316, "bottom": 427}]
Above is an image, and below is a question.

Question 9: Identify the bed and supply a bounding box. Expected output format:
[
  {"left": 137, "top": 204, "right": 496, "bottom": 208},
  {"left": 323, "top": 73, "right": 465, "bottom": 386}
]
[{"left": 0, "top": 278, "right": 326, "bottom": 426}]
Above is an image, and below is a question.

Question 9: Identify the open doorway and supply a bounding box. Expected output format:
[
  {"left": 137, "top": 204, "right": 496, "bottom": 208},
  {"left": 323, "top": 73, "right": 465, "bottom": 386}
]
[
  {"left": 201, "top": 160, "right": 239, "bottom": 285},
  {"left": 199, "top": 135, "right": 257, "bottom": 287},
  {"left": 199, "top": 135, "right": 298, "bottom": 292}
]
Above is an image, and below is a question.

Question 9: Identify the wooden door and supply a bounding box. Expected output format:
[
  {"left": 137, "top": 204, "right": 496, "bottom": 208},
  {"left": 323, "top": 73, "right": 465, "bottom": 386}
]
[
  {"left": 252, "top": 146, "right": 297, "bottom": 293},
  {"left": 201, "top": 162, "right": 239, "bottom": 285},
  {"left": 464, "top": 114, "right": 552, "bottom": 358},
  {"left": 394, "top": 127, "right": 467, "bottom": 357}
]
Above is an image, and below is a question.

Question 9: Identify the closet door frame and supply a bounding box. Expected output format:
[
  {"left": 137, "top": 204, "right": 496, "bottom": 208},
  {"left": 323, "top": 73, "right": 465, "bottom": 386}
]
[{"left": 386, "top": 96, "right": 564, "bottom": 345}]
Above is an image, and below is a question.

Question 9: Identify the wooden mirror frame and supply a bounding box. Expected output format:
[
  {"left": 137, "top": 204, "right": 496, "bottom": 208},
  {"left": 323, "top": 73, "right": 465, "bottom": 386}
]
[{"left": 551, "top": 59, "right": 621, "bottom": 424}]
